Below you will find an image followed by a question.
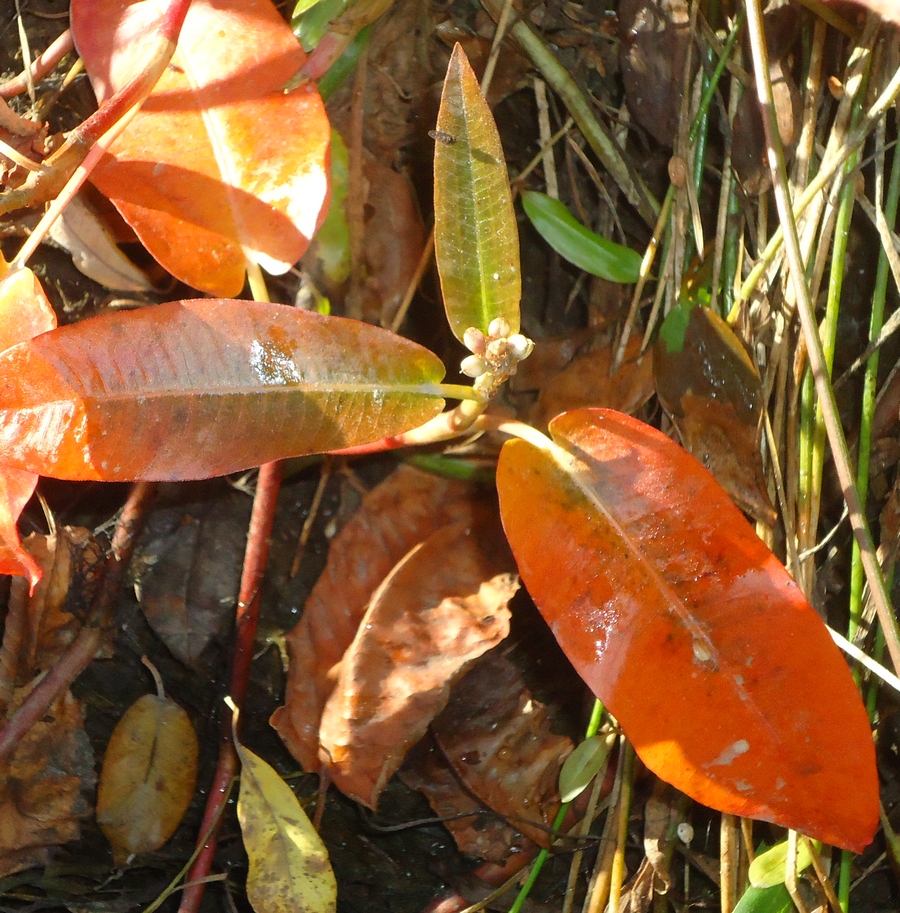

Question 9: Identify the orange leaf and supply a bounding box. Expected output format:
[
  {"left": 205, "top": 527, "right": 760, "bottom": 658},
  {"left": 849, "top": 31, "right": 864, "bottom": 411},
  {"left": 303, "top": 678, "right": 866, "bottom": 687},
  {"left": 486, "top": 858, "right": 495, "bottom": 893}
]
[
  {"left": 0, "top": 267, "right": 56, "bottom": 587},
  {"left": 71, "top": 0, "right": 330, "bottom": 296},
  {"left": 0, "top": 300, "right": 445, "bottom": 481},
  {"left": 496, "top": 408, "right": 878, "bottom": 851}
]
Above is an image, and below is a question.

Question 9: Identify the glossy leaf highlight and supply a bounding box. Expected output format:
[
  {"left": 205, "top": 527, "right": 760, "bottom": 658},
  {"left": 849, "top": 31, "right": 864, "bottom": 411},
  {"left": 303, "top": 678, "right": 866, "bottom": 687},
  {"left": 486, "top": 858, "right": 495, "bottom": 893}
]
[
  {"left": 72, "top": 0, "right": 330, "bottom": 296},
  {"left": 0, "top": 300, "right": 445, "bottom": 481},
  {"left": 496, "top": 408, "right": 878, "bottom": 851},
  {"left": 521, "top": 191, "right": 642, "bottom": 284},
  {"left": 434, "top": 44, "right": 520, "bottom": 342}
]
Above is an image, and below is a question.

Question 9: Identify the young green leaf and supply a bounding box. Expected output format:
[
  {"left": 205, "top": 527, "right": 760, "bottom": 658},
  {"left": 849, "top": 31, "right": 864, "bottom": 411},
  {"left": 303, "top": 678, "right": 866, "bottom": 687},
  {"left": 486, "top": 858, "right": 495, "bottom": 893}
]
[
  {"left": 434, "top": 44, "right": 520, "bottom": 343},
  {"left": 521, "top": 191, "right": 642, "bottom": 284},
  {"left": 748, "top": 839, "right": 813, "bottom": 888},
  {"left": 235, "top": 740, "right": 336, "bottom": 913},
  {"left": 558, "top": 732, "right": 615, "bottom": 803},
  {"left": 0, "top": 300, "right": 445, "bottom": 481},
  {"left": 733, "top": 884, "right": 793, "bottom": 913},
  {"left": 496, "top": 408, "right": 878, "bottom": 852}
]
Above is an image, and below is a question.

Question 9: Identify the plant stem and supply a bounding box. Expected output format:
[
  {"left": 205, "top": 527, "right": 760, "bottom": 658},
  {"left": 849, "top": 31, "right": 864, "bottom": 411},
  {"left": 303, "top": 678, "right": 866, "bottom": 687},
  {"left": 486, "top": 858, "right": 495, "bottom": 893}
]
[
  {"left": 479, "top": 0, "right": 659, "bottom": 227},
  {"left": 0, "top": 0, "right": 191, "bottom": 218},
  {"left": 744, "top": 0, "right": 900, "bottom": 674},
  {"left": 178, "top": 460, "right": 282, "bottom": 913},
  {"left": 0, "top": 482, "right": 155, "bottom": 764}
]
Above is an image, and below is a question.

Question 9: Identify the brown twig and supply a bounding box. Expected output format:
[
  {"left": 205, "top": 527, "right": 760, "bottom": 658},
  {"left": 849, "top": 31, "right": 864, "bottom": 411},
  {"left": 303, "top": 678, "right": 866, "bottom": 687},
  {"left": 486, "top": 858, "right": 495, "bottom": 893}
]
[
  {"left": 0, "top": 481, "right": 156, "bottom": 764},
  {"left": 177, "top": 460, "right": 283, "bottom": 913}
]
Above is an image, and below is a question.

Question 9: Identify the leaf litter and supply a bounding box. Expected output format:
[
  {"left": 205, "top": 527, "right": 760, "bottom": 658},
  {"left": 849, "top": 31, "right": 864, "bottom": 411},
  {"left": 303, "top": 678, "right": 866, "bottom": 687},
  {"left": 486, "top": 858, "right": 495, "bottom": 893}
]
[{"left": 1, "top": 0, "right": 889, "bottom": 908}]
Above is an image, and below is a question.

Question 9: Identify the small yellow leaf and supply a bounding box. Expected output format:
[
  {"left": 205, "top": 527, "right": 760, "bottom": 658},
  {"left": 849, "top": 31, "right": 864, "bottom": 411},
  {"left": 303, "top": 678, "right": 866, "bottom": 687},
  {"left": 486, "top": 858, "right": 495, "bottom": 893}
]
[
  {"left": 235, "top": 742, "right": 336, "bottom": 913},
  {"left": 96, "top": 694, "right": 199, "bottom": 863}
]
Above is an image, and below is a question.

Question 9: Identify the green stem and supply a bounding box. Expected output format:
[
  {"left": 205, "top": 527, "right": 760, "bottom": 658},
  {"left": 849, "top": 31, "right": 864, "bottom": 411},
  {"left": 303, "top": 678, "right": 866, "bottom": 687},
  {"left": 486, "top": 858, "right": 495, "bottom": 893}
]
[
  {"left": 479, "top": 0, "right": 659, "bottom": 227},
  {"left": 744, "top": 0, "right": 900, "bottom": 675},
  {"left": 508, "top": 699, "right": 607, "bottom": 913},
  {"left": 849, "top": 126, "right": 900, "bottom": 640}
]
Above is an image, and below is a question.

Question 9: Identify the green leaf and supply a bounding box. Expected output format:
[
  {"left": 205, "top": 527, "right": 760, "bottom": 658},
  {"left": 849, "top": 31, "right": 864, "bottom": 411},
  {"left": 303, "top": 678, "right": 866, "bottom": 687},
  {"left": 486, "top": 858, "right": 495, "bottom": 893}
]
[
  {"left": 0, "top": 300, "right": 445, "bottom": 481},
  {"left": 434, "top": 43, "right": 521, "bottom": 343},
  {"left": 558, "top": 733, "right": 614, "bottom": 803},
  {"left": 293, "top": 0, "right": 348, "bottom": 51},
  {"left": 312, "top": 130, "right": 351, "bottom": 283},
  {"left": 521, "top": 191, "right": 642, "bottom": 284},
  {"left": 733, "top": 884, "right": 793, "bottom": 913},
  {"left": 235, "top": 740, "right": 336, "bottom": 913},
  {"left": 749, "top": 839, "right": 814, "bottom": 888}
]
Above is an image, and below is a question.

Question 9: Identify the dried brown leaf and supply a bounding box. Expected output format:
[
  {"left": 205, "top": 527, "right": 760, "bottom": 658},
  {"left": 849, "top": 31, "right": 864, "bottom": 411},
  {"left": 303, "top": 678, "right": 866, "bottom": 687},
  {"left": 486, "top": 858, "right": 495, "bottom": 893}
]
[
  {"left": 432, "top": 652, "right": 572, "bottom": 849},
  {"left": 400, "top": 733, "right": 535, "bottom": 863},
  {"left": 96, "top": 693, "right": 199, "bottom": 863},
  {"left": 271, "top": 466, "right": 487, "bottom": 772},
  {"left": 0, "top": 689, "right": 93, "bottom": 877},
  {"left": 318, "top": 520, "right": 517, "bottom": 807},
  {"left": 532, "top": 336, "right": 654, "bottom": 429}
]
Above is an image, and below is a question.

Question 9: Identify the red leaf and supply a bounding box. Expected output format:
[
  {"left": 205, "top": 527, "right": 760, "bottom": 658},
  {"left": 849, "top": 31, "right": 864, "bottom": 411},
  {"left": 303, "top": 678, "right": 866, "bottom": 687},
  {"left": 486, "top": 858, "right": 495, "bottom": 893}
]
[
  {"left": 0, "top": 267, "right": 57, "bottom": 587},
  {"left": 0, "top": 300, "right": 445, "bottom": 481},
  {"left": 72, "top": 0, "right": 330, "bottom": 296},
  {"left": 496, "top": 408, "right": 878, "bottom": 851}
]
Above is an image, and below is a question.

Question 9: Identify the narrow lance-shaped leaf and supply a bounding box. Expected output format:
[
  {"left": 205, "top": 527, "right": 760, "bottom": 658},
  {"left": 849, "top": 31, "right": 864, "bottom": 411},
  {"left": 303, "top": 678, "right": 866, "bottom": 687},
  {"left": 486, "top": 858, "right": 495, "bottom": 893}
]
[
  {"left": 496, "top": 408, "right": 878, "bottom": 852},
  {"left": 0, "top": 300, "right": 445, "bottom": 482},
  {"left": 434, "top": 43, "right": 520, "bottom": 342},
  {"left": 521, "top": 191, "right": 642, "bottom": 284}
]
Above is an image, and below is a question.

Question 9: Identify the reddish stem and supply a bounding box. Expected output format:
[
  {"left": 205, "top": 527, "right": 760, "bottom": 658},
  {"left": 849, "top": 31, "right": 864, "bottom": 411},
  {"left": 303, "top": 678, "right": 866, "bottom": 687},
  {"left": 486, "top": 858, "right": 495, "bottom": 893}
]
[
  {"left": 178, "top": 461, "right": 283, "bottom": 913},
  {"left": 0, "top": 0, "right": 192, "bottom": 217},
  {"left": 0, "top": 481, "right": 155, "bottom": 764},
  {"left": 0, "top": 29, "right": 75, "bottom": 99}
]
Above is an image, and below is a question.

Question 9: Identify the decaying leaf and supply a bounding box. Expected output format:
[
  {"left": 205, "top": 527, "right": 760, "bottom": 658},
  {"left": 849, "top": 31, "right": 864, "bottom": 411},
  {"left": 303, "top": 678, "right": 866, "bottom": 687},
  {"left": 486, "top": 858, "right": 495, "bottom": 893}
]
[
  {"left": 271, "top": 466, "right": 488, "bottom": 773},
  {"left": 619, "top": 0, "right": 690, "bottom": 148},
  {"left": 432, "top": 651, "right": 572, "bottom": 850},
  {"left": 655, "top": 305, "right": 776, "bottom": 525},
  {"left": 400, "top": 733, "right": 535, "bottom": 864},
  {"left": 134, "top": 495, "right": 249, "bottom": 667},
  {"left": 533, "top": 335, "right": 654, "bottom": 430},
  {"left": 0, "top": 529, "right": 100, "bottom": 876},
  {"left": 96, "top": 691, "right": 199, "bottom": 862},
  {"left": 0, "top": 689, "right": 93, "bottom": 877},
  {"left": 235, "top": 739, "right": 336, "bottom": 913},
  {"left": 317, "top": 520, "right": 517, "bottom": 808},
  {"left": 47, "top": 192, "right": 155, "bottom": 292},
  {"left": 72, "top": 0, "right": 331, "bottom": 295}
]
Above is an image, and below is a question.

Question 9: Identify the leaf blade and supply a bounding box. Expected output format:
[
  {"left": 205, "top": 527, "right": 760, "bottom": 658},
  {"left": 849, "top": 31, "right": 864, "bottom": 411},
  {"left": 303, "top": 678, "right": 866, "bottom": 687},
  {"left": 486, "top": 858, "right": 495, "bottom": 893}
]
[
  {"left": 496, "top": 408, "right": 878, "bottom": 851},
  {"left": 521, "top": 191, "right": 642, "bottom": 283},
  {"left": 434, "top": 44, "right": 520, "bottom": 342},
  {"left": 72, "top": 0, "right": 331, "bottom": 296},
  {"left": 0, "top": 300, "right": 445, "bottom": 481},
  {"left": 235, "top": 741, "right": 336, "bottom": 913}
]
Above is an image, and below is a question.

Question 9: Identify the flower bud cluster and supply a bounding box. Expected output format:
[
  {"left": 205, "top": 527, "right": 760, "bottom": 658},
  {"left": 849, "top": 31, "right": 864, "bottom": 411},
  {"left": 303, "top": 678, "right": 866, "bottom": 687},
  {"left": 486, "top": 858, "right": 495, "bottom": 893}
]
[{"left": 459, "top": 317, "right": 534, "bottom": 380}]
